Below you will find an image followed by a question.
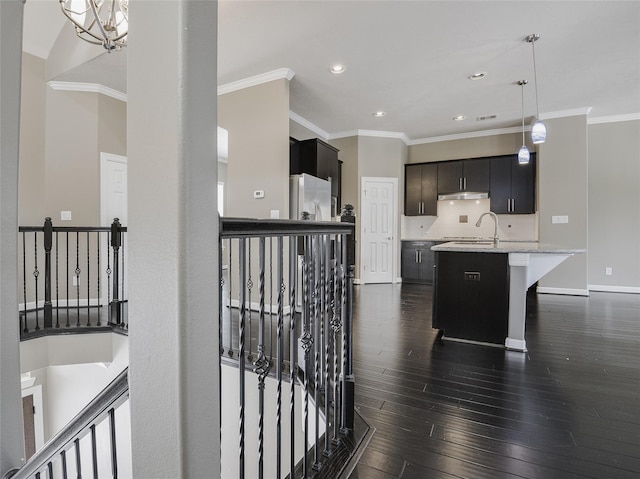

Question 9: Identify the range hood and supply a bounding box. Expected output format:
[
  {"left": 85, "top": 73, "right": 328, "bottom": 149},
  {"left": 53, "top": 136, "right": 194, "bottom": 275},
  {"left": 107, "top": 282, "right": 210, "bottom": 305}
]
[{"left": 438, "top": 191, "right": 489, "bottom": 201}]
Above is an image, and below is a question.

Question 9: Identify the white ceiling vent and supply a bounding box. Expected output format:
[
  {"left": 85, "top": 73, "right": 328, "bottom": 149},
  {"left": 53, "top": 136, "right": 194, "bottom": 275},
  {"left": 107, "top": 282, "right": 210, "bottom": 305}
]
[{"left": 476, "top": 114, "right": 498, "bottom": 121}]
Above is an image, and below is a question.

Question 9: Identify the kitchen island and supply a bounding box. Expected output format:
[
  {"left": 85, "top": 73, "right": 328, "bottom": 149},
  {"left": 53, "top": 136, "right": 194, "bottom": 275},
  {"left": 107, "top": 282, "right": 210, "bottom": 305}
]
[{"left": 431, "top": 241, "right": 585, "bottom": 352}]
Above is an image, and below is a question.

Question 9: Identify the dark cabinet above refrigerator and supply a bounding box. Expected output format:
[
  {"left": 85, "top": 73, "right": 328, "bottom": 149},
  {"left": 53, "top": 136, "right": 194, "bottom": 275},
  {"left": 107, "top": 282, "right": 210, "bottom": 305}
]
[{"left": 290, "top": 137, "right": 341, "bottom": 214}]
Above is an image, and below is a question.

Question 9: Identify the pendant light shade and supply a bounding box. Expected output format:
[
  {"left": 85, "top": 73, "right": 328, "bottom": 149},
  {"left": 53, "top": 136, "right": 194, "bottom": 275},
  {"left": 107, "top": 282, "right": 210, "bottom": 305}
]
[
  {"left": 526, "top": 33, "right": 546, "bottom": 144},
  {"left": 518, "top": 145, "right": 530, "bottom": 165},
  {"left": 60, "top": 0, "right": 128, "bottom": 52},
  {"left": 517, "top": 80, "right": 530, "bottom": 165},
  {"left": 531, "top": 119, "right": 547, "bottom": 144}
]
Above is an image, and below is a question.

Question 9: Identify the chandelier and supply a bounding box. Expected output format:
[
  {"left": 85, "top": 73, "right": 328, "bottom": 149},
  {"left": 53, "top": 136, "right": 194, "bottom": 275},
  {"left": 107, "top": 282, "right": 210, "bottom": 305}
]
[{"left": 59, "top": 0, "right": 128, "bottom": 52}]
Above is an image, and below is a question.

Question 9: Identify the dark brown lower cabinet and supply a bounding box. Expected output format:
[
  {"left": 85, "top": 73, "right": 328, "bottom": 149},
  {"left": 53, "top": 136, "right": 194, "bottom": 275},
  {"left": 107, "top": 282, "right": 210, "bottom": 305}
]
[{"left": 432, "top": 251, "right": 509, "bottom": 345}]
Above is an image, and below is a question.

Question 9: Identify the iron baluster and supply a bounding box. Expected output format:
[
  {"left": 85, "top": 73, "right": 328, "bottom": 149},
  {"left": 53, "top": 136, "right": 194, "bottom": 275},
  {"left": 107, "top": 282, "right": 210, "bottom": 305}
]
[
  {"left": 22, "top": 232, "right": 28, "bottom": 333},
  {"left": 34, "top": 231, "right": 40, "bottom": 330},
  {"left": 238, "top": 237, "right": 247, "bottom": 479},
  {"left": 247, "top": 240, "right": 253, "bottom": 362},
  {"left": 43, "top": 217, "right": 53, "bottom": 328},
  {"left": 331, "top": 235, "right": 342, "bottom": 446},
  {"left": 109, "top": 408, "right": 118, "bottom": 479},
  {"left": 228, "top": 240, "right": 234, "bottom": 357},
  {"left": 96, "top": 231, "right": 101, "bottom": 326},
  {"left": 65, "top": 232, "right": 70, "bottom": 327},
  {"left": 219, "top": 236, "right": 224, "bottom": 357},
  {"left": 276, "top": 235, "right": 284, "bottom": 479},
  {"left": 91, "top": 424, "right": 98, "bottom": 477},
  {"left": 323, "top": 234, "right": 332, "bottom": 457},
  {"left": 288, "top": 235, "right": 298, "bottom": 479},
  {"left": 87, "top": 231, "right": 91, "bottom": 326},
  {"left": 341, "top": 237, "right": 348, "bottom": 431},
  {"left": 269, "top": 236, "right": 274, "bottom": 359},
  {"left": 55, "top": 231, "right": 60, "bottom": 328},
  {"left": 74, "top": 438, "right": 81, "bottom": 477},
  {"left": 61, "top": 449, "right": 67, "bottom": 479},
  {"left": 75, "top": 231, "right": 80, "bottom": 327},
  {"left": 110, "top": 218, "right": 122, "bottom": 326},
  {"left": 313, "top": 235, "right": 322, "bottom": 471},
  {"left": 253, "top": 237, "right": 271, "bottom": 479},
  {"left": 301, "top": 234, "right": 313, "bottom": 479}
]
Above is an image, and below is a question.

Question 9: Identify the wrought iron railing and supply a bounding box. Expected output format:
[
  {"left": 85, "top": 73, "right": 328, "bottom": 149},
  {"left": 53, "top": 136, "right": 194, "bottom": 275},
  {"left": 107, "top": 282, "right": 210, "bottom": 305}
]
[
  {"left": 8, "top": 217, "right": 360, "bottom": 479},
  {"left": 18, "top": 218, "right": 128, "bottom": 338},
  {"left": 219, "top": 217, "right": 356, "bottom": 479},
  {"left": 3, "top": 368, "right": 130, "bottom": 479}
]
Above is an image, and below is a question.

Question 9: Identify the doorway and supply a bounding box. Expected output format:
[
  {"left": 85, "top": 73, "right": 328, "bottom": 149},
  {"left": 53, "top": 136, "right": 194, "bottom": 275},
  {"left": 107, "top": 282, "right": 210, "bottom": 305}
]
[
  {"left": 360, "top": 177, "right": 397, "bottom": 284},
  {"left": 100, "top": 153, "right": 128, "bottom": 308}
]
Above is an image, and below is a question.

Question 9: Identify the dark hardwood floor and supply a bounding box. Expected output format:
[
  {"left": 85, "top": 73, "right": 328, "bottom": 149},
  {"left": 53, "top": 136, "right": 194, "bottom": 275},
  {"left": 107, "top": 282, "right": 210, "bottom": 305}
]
[{"left": 349, "top": 283, "right": 640, "bottom": 479}]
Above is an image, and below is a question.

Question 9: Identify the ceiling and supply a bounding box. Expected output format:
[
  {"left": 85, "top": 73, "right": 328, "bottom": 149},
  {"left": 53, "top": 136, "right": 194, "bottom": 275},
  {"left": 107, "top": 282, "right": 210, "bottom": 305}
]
[{"left": 23, "top": 1, "right": 640, "bottom": 142}]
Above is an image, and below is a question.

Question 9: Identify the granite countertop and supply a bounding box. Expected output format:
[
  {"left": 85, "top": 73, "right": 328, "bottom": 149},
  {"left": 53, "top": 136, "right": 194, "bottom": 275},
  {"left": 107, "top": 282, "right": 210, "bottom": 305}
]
[{"left": 431, "top": 241, "right": 586, "bottom": 254}]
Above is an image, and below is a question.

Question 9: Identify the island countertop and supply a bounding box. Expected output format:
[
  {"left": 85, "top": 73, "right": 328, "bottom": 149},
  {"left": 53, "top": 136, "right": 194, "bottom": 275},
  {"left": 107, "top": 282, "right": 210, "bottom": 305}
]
[{"left": 432, "top": 241, "right": 586, "bottom": 255}]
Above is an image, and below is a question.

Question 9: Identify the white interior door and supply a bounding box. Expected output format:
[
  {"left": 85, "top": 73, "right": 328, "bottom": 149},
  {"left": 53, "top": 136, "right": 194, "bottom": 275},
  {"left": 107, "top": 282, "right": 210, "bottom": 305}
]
[
  {"left": 100, "top": 153, "right": 128, "bottom": 307},
  {"left": 360, "top": 177, "right": 397, "bottom": 284},
  {"left": 101, "top": 153, "right": 128, "bottom": 226}
]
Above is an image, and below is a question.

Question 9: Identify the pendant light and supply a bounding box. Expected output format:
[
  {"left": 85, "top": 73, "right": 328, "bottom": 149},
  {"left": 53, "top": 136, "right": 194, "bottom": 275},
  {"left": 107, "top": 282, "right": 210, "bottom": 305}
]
[
  {"left": 526, "top": 33, "right": 546, "bottom": 143},
  {"left": 517, "top": 80, "right": 530, "bottom": 165}
]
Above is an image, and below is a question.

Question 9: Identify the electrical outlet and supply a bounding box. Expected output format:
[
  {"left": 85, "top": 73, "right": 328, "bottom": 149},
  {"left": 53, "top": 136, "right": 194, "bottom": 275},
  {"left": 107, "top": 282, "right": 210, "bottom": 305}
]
[
  {"left": 552, "top": 215, "right": 569, "bottom": 224},
  {"left": 61, "top": 211, "right": 72, "bottom": 221},
  {"left": 73, "top": 275, "right": 79, "bottom": 286},
  {"left": 605, "top": 267, "right": 612, "bottom": 276}
]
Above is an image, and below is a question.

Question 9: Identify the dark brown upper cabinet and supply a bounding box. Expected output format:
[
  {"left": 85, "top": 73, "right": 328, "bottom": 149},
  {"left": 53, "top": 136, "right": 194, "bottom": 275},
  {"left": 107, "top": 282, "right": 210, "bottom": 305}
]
[
  {"left": 405, "top": 163, "right": 438, "bottom": 216},
  {"left": 437, "top": 158, "right": 491, "bottom": 195},
  {"left": 490, "top": 153, "right": 536, "bottom": 214}
]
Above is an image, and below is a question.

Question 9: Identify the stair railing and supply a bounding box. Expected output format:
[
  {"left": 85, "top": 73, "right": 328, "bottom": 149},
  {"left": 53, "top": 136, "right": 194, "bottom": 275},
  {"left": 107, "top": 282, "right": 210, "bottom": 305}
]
[
  {"left": 18, "top": 217, "right": 128, "bottom": 338},
  {"left": 220, "top": 217, "right": 355, "bottom": 479},
  {"left": 3, "top": 368, "right": 129, "bottom": 479}
]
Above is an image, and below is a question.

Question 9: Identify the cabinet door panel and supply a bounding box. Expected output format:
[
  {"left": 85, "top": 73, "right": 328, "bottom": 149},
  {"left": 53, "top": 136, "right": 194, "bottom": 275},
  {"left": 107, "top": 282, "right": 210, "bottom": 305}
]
[
  {"left": 405, "top": 164, "right": 423, "bottom": 216},
  {"left": 401, "top": 244, "right": 421, "bottom": 281},
  {"left": 490, "top": 156, "right": 513, "bottom": 214},
  {"left": 420, "top": 163, "right": 438, "bottom": 215},
  {"left": 511, "top": 153, "right": 536, "bottom": 214},
  {"left": 463, "top": 158, "right": 490, "bottom": 192},
  {"left": 437, "top": 161, "right": 463, "bottom": 194}
]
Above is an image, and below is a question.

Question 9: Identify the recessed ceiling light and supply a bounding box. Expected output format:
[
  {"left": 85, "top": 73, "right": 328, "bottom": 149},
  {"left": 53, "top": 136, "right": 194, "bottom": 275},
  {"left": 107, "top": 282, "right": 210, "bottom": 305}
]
[
  {"left": 330, "top": 64, "right": 346, "bottom": 74},
  {"left": 468, "top": 72, "right": 487, "bottom": 80},
  {"left": 453, "top": 115, "right": 467, "bottom": 121},
  {"left": 373, "top": 111, "right": 386, "bottom": 117}
]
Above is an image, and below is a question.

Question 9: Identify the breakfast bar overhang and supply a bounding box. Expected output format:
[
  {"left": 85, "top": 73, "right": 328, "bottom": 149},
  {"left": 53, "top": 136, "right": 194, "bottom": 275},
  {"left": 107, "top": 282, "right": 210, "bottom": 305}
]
[{"left": 431, "top": 242, "right": 586, "bottom": 352}]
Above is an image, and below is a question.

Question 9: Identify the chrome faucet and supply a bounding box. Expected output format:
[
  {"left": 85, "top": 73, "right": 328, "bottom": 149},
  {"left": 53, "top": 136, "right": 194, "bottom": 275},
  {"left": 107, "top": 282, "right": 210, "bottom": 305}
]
[{"left": 476, "top": 211, "right": 500, "bottom": 246}]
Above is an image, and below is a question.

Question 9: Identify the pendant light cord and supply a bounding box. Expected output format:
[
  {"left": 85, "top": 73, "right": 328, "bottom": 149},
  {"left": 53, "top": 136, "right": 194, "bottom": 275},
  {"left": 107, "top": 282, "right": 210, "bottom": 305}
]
[
  {"left": 521, "top": 82, "right": 526, "bottom": 145},
  {"left": 532, "top": 40, "right": 541, "bottom": 119}
]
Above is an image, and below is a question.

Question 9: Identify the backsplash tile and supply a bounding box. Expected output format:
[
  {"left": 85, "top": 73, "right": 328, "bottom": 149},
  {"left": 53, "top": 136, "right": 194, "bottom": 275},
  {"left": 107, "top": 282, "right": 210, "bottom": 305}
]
[{"left": 402, "top": 199, "right": 537, "bottom": 240}]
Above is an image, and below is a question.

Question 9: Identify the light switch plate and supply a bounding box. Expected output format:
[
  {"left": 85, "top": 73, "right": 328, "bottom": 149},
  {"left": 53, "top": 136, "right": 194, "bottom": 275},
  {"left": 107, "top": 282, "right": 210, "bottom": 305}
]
[
  {"left": 61, "top": 211, "right": 72, "bottom": 221},
  {"left": 253, "top": 190, "right": 265, "bottom": 199}
]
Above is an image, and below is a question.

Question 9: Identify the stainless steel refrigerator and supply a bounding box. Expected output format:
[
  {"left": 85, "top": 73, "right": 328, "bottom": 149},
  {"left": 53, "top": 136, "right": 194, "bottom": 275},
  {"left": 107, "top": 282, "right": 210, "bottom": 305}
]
[{"left": 289, "top": 173, "right": 332, "bottom": 221}]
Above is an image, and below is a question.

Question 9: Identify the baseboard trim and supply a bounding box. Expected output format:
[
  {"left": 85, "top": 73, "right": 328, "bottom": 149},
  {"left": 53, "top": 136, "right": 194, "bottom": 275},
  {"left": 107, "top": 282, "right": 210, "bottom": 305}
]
[
  {"left": 536, "top": 287, "right": 590, "bottom": 296},
  {"left": 588, "top": 284, "right": 640, "bottom": 294}
]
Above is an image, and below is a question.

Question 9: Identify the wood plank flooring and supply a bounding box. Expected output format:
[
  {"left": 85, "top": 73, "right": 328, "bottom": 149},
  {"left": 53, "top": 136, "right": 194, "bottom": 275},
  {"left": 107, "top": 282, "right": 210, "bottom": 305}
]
[{"left": 349, "top": 283, "right": 640, "bottom": 479}]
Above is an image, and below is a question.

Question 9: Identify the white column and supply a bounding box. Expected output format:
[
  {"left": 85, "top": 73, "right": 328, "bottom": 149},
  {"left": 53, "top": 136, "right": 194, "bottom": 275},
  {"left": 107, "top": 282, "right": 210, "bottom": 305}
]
[
  {"left": 0, "top": 0, "right": 26, "bottom": 474},
  {"left": 506, "top": 253, "right": 529, "bottom": 352},
  {"left": 127, "top": 1, "right": 220, "bottom": 477}
]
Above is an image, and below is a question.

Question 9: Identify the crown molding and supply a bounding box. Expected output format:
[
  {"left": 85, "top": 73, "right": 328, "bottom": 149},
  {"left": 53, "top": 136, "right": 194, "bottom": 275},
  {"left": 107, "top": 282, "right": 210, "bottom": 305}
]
[
  {"left": 289, "top": 111, "right": 330, "bottom": 140},
  {"left": 539, "top": 107, "right": 592, "bottom": 120},
  {"left": 588, "top": 113, "right": 640, "bottom": 125},
  {"left": 217, "top": 68, "right": 295, "bottom": 96},
  {"left": 47, "top": 81, "right": 127, "bottom": 102},
  {"left": 330, "top": 129, "right": 410, "bottom": 144},
  {"left": 409, "top": 125, "right": 528, "bottom": 145}
]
